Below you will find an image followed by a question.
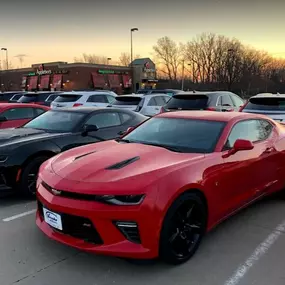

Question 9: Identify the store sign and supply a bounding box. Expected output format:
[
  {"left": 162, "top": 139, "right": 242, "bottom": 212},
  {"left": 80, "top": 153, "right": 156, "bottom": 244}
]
[
  {"left": 143, "top": 62, "right": 155, "bottom": 73},
  {"left": 37, "top": 69, "right": 52, "bottom": 75},
  {"left": 98, "top": 70, "right": 129, "bottom": 75},
  {"left": 27, "top": 69, "right": 68, "bottom": 76}
]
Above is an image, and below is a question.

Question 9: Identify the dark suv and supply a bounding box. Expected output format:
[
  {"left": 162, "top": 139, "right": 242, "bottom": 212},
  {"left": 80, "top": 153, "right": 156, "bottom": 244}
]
[
  {"left": 17, "top": 92, "right": 62, "bottom": 106},
  {"left": 161, "top": 91, "right": 244, "bottom": 113}
]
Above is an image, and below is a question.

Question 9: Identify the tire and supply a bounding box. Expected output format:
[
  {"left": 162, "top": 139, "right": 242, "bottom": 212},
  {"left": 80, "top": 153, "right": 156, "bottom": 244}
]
[
  {"left": 18, "top": 156, "right": 50, "bottom": 198},
  {"left": 159, "top": 192, "right": 207, "bottom": 265}
]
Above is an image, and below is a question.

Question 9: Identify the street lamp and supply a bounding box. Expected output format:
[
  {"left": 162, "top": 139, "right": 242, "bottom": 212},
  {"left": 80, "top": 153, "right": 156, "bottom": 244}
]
[
  {"left": 130, "top": 28, "right": 138, "bottom": 92},
  {"left": 1, "top": 48, "right": 8, "bottom": 70},
  {"left": 107, "top": 57, "right": 112, "bottom": 65}
]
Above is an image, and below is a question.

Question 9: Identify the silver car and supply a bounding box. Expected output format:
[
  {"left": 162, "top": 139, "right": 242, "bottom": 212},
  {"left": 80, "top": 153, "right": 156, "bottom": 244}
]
[{"left": 241, "top": 93, "right": 285, "bottom": 122}]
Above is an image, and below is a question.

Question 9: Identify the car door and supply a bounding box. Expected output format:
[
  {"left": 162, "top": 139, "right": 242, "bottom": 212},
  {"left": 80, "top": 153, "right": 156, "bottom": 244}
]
[
  {"left": 218, "top": 119, "right": 275, "bottom": 216},
  {"left": 78, "top": 111, "right": 124, "bottom": 143},
  {"left": 86, "top": 94, "right": 109, "bottom": 107},
  {"left": 0, "top": 107, "right": 35, "bottom": 129}
]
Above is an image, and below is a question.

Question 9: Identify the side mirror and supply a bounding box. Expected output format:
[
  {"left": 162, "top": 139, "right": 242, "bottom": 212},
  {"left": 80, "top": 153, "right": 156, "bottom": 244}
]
[
  {"left": 0, "top": 116, "right": 7, "bottom": 122},
  {"left": 223, "top": 139, "right": 254, "bottom": 158},
  {"left": 118, "top": 126, "right": 135, "bottom": 137},
  {"left": 126, "top": 126, "right": 135, "bottom": 133},
  {"left": 82, "top": 124, "right": 98, "bottom": 136}
]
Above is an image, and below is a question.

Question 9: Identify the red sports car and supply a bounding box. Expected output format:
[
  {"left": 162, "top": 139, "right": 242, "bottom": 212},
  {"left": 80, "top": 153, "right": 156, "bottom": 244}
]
[
  {"left": 36, "top": 111, "right": 285, "bottom": 265},
  {"left": 0, "top": 103, "right": 49, "bottom": 129}
]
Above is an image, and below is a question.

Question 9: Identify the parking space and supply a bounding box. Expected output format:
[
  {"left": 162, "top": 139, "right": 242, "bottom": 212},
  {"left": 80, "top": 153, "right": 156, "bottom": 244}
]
[{"left": 1, "top": 195, "right": 284, "bottom": 285}]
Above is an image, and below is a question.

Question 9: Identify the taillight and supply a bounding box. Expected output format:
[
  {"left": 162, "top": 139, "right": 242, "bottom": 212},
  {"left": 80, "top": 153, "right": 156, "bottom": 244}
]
[
  {"left": 73, "top": 103, "right": 83, "bottom": 107},
  {"left": 206, "top": 107, "right": 216, "bottom": 111}
]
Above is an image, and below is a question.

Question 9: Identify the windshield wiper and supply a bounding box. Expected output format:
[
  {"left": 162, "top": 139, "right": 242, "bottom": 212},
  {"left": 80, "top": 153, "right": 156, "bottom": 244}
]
[
  {"left": 140, "top": 142, "right": 184, "bottom": 153},
  {"left": 116, "top": 138, "right": 132, "bottom": 143}
]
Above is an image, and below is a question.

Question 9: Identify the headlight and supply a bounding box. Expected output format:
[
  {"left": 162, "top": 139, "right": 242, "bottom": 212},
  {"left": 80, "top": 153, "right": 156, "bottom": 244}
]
[
  {"left": 98, "top": 194, "right": 145, "bottom": 205},
  {"left": 0, "top": 155, "right": 8, "bottom": 163}
]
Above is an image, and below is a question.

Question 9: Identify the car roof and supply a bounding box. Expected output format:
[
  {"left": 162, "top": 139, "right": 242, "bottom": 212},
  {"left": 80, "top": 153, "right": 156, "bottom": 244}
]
[
  {"left": 116, "top": 94, "right": 143, "bottom": 98},
  {"left": 0, "top": 103, "right": 49, "bottom": 109},
  {"left": 157, "top": 110, "right": 268, "bottom": 122},
  {"left": 60, "top": 91, "right": 116, "bottom": 96},
  {"left": 251, "top": 93, "right": 285, "bottom": 99}
]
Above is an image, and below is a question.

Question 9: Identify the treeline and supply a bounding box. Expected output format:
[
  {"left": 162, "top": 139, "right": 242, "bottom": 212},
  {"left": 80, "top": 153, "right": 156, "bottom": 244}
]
[{"left": 153, "top": 33, "right": 285, "bottom": 97}]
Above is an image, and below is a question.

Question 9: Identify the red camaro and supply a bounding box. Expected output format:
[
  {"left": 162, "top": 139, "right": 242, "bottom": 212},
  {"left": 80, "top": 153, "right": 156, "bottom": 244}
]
[
  {"left": 0, "top": 103, "right": 49, "bottom": 129},
  {"left": 36, "top": 111, "right": 285, "bottom": 265}
]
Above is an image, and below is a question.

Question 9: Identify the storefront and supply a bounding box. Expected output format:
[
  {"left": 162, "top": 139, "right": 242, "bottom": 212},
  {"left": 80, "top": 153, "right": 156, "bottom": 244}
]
[{"left": 1, "top": 58, "right": 156, "bottom": 94}]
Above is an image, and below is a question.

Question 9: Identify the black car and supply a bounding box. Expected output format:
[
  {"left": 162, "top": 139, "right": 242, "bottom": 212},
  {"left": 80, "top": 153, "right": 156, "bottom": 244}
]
[
  {"left": 161, "top": 91, "right": 244, "bottom": 113},
  {"left": 8, "top": 93, "right": 27, "bottom": 103},
  {"left": 0, "top": 92, "right": 26, "bottom": 103},
  {"left": 17, "top": 92, "right": 62, "bottom": 105},
  {"left": 0, "top": 107, "right": 147, "bottom": 197}
]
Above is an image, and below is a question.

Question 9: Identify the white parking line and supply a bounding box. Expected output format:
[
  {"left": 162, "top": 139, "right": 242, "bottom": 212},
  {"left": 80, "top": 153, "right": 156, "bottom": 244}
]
[
  {"left": 2, "top": 209, "right": 37, "bottom": 222},
  {"left": 224, "top": 220, "right": 285, "bottom": 285}
]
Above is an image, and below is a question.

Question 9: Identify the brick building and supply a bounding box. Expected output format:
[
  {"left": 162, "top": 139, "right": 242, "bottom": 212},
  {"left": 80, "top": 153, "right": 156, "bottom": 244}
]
[{"left": 0, "top": 58, "right": 157, "bottom": 94}]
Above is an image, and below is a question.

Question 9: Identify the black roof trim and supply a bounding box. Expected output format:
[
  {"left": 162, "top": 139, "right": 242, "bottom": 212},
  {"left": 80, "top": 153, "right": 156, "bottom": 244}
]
[{"left": 106, "top": 156, "right": 140, "bottom": 170}]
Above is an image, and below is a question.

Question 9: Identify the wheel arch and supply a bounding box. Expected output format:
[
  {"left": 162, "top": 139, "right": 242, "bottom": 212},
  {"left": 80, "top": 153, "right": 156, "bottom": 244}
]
[{"left": 20, "top": 150, "right": 57, "bottom": 170}]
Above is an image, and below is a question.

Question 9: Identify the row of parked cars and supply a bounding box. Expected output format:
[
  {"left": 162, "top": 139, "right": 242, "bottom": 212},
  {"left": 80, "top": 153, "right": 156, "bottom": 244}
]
[{"left": 1, "top": 88, "right": 285, "bottom": 265}]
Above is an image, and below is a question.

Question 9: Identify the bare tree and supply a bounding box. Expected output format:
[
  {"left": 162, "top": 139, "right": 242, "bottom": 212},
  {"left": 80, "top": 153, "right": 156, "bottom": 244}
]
[
  {"left": 153, "top": 36, "right": 182, "bottom": 81},
  {"left": 14, "top": 54, "right": 27, "bottom": 68},
  {"left": 74, "top": 53, "right": 110, "bottom": 64},
  {"left": 119, "top": 52, "right": 140, "bottom": 66}
]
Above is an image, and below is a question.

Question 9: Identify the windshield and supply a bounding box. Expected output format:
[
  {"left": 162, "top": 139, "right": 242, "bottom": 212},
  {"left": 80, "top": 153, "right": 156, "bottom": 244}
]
[
  {"left": 244, "top": 97, "right": 285, "bottom": 111},
  {"left": 123, "top": 117, "right": 226, "bottom": 153},
  {"left": 111, "top": 96, "right": 142, "bottom": 106},
  {"left": 165, "top": 95, "right": 209, "bottom": 110},
  {"left": 23, "top": 110, "right": 85, "bottom": 132}
]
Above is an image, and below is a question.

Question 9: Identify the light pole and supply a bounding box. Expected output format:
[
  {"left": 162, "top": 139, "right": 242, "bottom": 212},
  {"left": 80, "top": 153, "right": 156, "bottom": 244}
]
[
  {"left": 1, "top": 48, "right": 8, "bottom": 70},
  {"left": 107, "top": 57, "right": 112, "bottom": 65},
  {"left": 181, "top": 59, "right": 185, "bottom": 90},
  {"left": 130, "top": 28, "right": 138, "bottom": 92}
]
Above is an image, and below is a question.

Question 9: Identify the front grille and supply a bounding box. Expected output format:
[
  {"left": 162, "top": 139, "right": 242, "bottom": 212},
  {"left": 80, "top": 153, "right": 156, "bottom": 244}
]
[{"left": 38, "top": 201, "right": 103, "bottom": 245}]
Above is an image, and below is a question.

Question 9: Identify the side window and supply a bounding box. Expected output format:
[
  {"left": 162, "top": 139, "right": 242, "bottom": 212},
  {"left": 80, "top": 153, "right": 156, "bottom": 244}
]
[
  {"left": 155, "top": 96, "right": 167, "bottom": 106},
  {"left": 85, "top": 112, "right": 121, "bottom": 129},
  {"left": 225, "top": 120, "right": 269, "bottom": 149},
  {"left": 87, "top": 95, "right": 107, "bottom": 103},
  {"left": 217, "top": 96, "right": 222, "bottom": 106},
  {"left": 2, "top": 108, "right": 34, "bottom": 120},
  {"left": 120, "top": 113, "right": 132, "bottom": 124},
  {"left": 147, "top": 97, "right": 157, "bottom": 106},
  {"left": 34, "top": 108, "right": 46, "bottom": 117},
  {"left": 221, "top": 95, "right": 234, "bottom": 106},
  {"left": 106, "top": 95, "right": 116, "bottom": 104},
  {"left": 230, "top": 94, "right": 244, "bottom": 107}
]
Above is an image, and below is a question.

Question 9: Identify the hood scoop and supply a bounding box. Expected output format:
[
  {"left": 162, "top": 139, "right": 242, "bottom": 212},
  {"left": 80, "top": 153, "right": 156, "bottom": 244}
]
[
  {"left": 73, "top": 151, "right": 96, "bottom": 161},
  {"left": 106, "top": 156, "right": 140, "bottom": 170}
]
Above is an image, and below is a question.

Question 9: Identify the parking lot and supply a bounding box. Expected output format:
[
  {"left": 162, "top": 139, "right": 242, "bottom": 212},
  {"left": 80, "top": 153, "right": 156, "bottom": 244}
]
[{"left": 0, "top": 195, "right": 284, "bottom": 285}]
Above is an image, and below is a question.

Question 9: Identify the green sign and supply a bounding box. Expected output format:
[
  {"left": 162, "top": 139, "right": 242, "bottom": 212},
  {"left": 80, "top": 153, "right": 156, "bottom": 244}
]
[
  {"left": 98, "top": 70, "right": 115, "bottom": 74},
  {"left": 28, "top": 72, "right": 36, "bottom": 76}
]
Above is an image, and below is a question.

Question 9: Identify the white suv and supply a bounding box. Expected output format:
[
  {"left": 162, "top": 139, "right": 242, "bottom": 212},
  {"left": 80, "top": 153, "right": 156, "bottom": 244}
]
[
  {"left": 51, "top": 91, "right": 117, "bottom": 109},
  {"left": 109, "top": 94, "right": 171, "bottom": 117}
]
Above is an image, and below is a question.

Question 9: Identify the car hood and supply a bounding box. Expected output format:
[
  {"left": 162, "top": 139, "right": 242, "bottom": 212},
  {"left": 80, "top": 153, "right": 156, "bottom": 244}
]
[
  {"left": 49, "top": 141, "right": 205, "bottom": 189},
  {"left": 0, "top": 128, "right": 67, "bottom": 147}
]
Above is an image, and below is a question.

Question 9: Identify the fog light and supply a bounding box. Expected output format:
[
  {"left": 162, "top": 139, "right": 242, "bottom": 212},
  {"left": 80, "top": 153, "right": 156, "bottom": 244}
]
[{"left": 115, "top": 221, "right": 141, "bottom": 244}]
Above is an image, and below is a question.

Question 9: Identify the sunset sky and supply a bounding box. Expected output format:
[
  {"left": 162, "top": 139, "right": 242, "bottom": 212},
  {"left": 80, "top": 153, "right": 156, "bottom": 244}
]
[{"left": 1, "top": 0, "right": 285, "bottom": 68}]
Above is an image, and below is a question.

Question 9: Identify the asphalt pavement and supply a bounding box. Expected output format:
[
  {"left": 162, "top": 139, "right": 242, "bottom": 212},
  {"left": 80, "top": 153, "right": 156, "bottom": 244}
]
[{"left": 0, "top": 194, "right": 285, "bottom": 285}]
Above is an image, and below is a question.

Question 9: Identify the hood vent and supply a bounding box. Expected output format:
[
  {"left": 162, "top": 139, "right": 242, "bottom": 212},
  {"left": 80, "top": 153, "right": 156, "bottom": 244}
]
[
  {"left": 73, "top": 151, "right": 96, "bottom": 161},
  {"left": 106, "top": 156, "right": 140, "bottom": 170}
]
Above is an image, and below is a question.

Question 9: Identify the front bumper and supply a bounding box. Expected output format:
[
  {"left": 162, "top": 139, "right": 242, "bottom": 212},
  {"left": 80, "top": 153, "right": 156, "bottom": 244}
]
[
  {"left": 0, "top": 166, "right": 17, "bottom": 194},
  {"left": 36, "top": 182, "right": 161, "bottom": 259}
]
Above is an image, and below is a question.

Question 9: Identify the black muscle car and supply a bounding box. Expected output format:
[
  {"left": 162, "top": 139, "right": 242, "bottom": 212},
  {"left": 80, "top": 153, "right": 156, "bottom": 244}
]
[{"left": 0, "top": 107, "right": 147, "bottom": 197}]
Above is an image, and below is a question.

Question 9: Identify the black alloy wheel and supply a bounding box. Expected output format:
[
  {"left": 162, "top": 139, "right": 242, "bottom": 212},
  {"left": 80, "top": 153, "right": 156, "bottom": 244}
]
[
  {"left": 19, "top": 156, "right": 50, "bottom": 198},
  {"left": 159, "top": 192, "right": 207, "bottom": 265}
]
